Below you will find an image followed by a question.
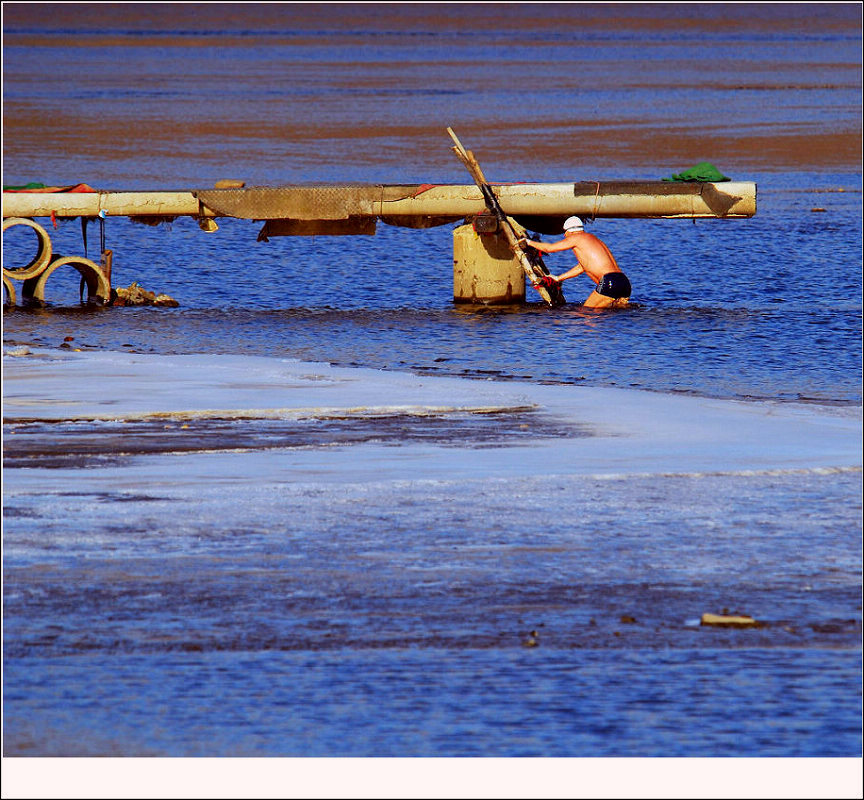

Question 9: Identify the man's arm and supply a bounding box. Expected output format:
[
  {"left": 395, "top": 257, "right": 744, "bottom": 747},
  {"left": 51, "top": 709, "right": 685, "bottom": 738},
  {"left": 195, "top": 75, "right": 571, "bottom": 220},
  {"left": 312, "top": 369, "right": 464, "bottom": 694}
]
[
  {"left": 517, "top": 237, "right": 584, "bottom": 282},
  {"left": 520, "top": 237, "right": 577, "bottom": 254},
  {"left": 550, "top": 263, "right": 585, "bottom": 282}
]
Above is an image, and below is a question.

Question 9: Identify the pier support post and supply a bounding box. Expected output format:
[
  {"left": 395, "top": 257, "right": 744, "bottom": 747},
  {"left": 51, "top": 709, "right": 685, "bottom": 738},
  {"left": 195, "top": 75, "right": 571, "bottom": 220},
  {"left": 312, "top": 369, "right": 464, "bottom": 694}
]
[{"left": 453, "top": 219, "right": 526, "bottom": 305}]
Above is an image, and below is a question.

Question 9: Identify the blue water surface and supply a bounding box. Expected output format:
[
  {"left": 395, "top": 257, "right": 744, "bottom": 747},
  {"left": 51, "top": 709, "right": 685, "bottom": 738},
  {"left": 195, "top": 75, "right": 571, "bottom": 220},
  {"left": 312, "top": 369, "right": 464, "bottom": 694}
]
[{"left": 2, "top": 4, "right": 861, "bottom": 764}]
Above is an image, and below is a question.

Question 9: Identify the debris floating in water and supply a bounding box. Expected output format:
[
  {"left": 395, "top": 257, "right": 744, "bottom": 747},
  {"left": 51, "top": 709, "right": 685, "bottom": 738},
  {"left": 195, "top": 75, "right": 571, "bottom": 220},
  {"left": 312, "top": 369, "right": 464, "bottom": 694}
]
[
  {"left": 522, "top": 629, "right": 540, "bottom": 647},
  {"left": 111, "top": 282, "right": 179, "bottom": 308},
  {"left": 700, "top": 612, "right": 760, "bottom": 628}
]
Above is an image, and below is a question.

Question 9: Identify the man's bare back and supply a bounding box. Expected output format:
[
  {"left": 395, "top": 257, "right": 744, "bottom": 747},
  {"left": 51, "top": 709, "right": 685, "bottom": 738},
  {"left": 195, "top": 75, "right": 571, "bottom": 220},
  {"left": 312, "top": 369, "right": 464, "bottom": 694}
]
[{"left": 520, "top": 216, "right": 631, "bottom": 308}]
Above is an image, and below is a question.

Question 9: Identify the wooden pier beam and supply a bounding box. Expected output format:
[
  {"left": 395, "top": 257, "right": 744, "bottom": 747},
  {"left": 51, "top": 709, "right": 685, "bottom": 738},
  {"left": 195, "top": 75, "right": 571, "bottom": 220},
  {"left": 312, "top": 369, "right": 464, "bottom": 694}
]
[
  {"left": 375, "top": 182, "right": 756, "bottom": 221},
  {"left": 1, "top": 191, "right": 204, "bottom": 219},
  {"left": 2, "top": 182, "right": 756, "bottom": 222}
]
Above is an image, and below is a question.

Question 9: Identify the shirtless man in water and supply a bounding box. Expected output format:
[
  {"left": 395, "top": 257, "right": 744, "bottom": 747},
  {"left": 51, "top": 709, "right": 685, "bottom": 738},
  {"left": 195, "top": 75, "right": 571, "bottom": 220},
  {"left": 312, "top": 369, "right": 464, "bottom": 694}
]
[{"left": 519, "top": 216, "right": 631, "bottom": 308}]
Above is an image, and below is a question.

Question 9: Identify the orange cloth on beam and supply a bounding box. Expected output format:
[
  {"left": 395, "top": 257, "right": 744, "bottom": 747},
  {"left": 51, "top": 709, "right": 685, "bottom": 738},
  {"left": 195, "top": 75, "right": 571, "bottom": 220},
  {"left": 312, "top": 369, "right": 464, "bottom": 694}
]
[{"left": 4, "top": 183, "right": 97, "bottom": 193}]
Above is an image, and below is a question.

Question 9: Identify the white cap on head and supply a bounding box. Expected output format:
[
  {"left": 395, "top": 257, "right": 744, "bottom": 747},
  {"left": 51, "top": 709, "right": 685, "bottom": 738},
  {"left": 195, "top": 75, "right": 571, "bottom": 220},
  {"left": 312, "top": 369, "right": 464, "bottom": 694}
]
[{"left": 563, "top": 215, "right": 584, "bottom": 233}]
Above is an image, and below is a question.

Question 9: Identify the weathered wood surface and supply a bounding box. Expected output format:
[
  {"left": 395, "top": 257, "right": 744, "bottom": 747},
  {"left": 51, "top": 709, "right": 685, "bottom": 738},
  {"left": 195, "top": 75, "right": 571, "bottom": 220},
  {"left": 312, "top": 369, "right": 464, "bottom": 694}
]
[
  {"left": 2, "top": 191, "right": 201, "bottom": 218},
  {"left": 2, "top": 181, "right": 756, "bottom": 221}
]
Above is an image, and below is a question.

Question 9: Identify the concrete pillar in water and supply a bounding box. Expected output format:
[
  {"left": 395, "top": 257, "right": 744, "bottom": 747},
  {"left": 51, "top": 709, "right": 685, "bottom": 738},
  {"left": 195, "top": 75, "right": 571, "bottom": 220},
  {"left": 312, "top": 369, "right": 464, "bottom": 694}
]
[{"left": 453, "top": 220, "right": 526, "bottom": 305}]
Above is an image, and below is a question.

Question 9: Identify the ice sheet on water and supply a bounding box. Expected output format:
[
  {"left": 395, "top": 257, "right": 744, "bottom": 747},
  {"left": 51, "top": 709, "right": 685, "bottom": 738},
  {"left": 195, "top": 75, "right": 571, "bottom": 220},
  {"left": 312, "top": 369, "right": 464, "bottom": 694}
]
[
  {"left": 3, "top": 347, "right": 860, "bottom": 479},
  {"left": 2, "top": 347, "right": 538, "bottom": 420}
]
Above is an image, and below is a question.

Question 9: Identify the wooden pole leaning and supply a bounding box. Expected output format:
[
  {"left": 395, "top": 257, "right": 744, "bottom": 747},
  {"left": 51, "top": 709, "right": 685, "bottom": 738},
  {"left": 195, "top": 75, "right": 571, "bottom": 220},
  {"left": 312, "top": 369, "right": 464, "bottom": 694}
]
[{"left": 446, "top": 127, "right": 565, "bottom": 308}]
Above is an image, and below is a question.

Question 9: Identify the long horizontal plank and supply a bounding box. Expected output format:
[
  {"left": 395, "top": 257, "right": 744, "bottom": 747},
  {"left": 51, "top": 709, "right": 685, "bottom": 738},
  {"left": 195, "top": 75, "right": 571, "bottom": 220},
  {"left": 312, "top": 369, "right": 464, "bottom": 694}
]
[
  {"left": 1, "top": 191, "right": 201, "bottom": 218},
  {"left": 375, "top": 182, "right": 756, "bottom": 219},
  {"left": 2, "top": 181, "right": 756, "bottom": 221}
]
